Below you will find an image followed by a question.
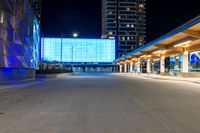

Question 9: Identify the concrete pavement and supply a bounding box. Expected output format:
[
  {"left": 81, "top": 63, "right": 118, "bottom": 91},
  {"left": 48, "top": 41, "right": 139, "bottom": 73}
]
[{"left": 0, "top": 73, "right": 200, "bottom": 133}]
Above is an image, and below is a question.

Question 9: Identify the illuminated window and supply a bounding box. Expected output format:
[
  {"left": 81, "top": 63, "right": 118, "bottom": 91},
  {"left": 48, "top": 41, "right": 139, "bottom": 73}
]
[
  {"left": 127, "top": 8, "right": 130, "bottom": 11},
  {"left": 127, "top": 24, "right": 130, "bottom": 28},
  {"left": 0, "top": 11, "right": 3, "bottom": 23},
  {"left": 131, "top": 37, "right": 134, "bottom": 40},
  {"left": 139, "top": 4, "right": 144, "bottom": 8},
  {"left": 109, "top": 11, "right": 112, "bottom": 14},
  {"left": 108, "top": 32, "right": 113, "bottom": 35}
]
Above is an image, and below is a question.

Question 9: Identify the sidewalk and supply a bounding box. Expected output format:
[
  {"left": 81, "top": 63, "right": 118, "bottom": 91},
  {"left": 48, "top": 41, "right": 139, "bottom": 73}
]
[{"left": 134, "top": 73, "right": 200, "bottom": 84}]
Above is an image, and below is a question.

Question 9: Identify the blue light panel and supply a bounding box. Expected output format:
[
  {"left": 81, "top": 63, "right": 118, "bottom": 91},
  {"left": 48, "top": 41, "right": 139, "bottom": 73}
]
[{"left": 41, "top": 38, "right": 115, "bottom": 63}]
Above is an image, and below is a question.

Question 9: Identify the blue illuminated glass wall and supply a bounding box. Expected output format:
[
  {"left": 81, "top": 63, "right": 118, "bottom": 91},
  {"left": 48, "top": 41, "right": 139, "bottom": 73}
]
[
  {"left": 33, "top": 18, "right": 40, "bottom": 69},
  {"left": 41, "top": 38, "right": 116, "bottom": 63}
]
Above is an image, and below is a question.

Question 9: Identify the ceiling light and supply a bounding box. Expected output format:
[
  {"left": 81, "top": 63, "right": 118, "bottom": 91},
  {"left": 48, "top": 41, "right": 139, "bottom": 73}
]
[
  {"left": 153, "top": 50, "right": 166, "bottom": 54},
  {"left": 174, "top": 40, "right": 192, "bottom": 47}
]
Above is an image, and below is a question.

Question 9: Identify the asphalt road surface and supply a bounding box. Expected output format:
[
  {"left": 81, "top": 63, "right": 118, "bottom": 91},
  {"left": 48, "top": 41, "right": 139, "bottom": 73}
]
[{"left": 0, "top": 73, "right": 200, "bottom": 133}]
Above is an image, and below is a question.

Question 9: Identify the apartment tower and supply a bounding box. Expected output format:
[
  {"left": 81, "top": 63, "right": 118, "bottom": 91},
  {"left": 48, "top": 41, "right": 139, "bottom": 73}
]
[{"left": 102, "top": 0, "right": 146, "bottom": 57}]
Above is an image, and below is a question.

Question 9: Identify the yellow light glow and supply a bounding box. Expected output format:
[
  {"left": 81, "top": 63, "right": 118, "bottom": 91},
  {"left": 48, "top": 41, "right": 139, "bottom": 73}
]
[
  {"left": 148, "top": 55, "right": 152, "bottom": 57},
  {"left": 154, "top": 58, "right": 160, "bottom": 61},
  {"left": 140, "top": 55, "right": 146, "bottom": 58},
  {"left": 153, "top": 50, "right": 166, "bottom": 54},
  {"left": 162, "top": 50, "right": 166, "bottom": 54},
  {"left": 174, "top": 40, "right": 192, "bottom": 47},
  {"left": 184, "top": 51, "right": 189, "bottom": 55},
  {"left": 161, "top": 56, "right": 165, "bottom": 60}
]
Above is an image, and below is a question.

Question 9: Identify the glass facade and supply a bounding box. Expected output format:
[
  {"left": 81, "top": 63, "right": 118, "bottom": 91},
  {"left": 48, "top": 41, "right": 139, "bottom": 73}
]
[
  {"left": 33, "top": 18, "right": 40, "bottom": 69},
  {"left": 41, "top": 38, "right": 116, "bottom": 63},
  {"left": 189, "top": 51, "right": 200, "bottom": 72},
  {"left": 152, "top": 60, "right": 160, "bottom": 74},
  {"left": 0, "top": 0, "right": 40, "bottom": 69},
  {"left": 169, "top": 55, "right": 183, "bottom": 72}
]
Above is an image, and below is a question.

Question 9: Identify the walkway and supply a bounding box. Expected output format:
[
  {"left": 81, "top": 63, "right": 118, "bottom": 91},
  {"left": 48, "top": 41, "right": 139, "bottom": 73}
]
[{"left": 0, "top": 73, "right": 200, "bottom": 133}]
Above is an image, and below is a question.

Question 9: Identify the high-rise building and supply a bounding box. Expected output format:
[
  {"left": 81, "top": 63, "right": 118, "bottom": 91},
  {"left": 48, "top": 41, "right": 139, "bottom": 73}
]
[{"left": 102, "top": 0, "right": 146, "bottom": 57}]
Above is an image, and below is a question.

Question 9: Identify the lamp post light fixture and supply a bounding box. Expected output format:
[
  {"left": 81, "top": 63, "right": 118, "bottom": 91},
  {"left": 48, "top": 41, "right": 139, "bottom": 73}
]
[
  {"left": 73, "top": 32, "right": 78, "bottom": 38},
  {"left": 60, "top": 32, "right": 78, "bottom": 62}
]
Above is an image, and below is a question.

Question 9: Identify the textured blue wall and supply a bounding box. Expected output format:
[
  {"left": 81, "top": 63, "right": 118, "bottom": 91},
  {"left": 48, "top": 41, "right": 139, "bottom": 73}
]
[{"left": 0, "top": 0, "right": 40, "bottom": 81}]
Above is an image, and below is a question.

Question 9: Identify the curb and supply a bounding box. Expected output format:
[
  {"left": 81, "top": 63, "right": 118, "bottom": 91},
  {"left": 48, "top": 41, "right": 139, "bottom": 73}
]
[
  {"left": 0, "top": 78, "right": 35, "bottom": 86},
  {"left": 141, "top": 75, "right": 200, "bottom": 84},
  {"left": 36, "top": 73, "right": 73, "bottom": 78}
]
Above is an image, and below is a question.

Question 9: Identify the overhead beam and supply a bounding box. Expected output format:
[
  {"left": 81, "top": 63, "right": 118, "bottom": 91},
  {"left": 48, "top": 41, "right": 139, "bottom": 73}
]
[
  {"left": 155, "top": 45, "right": 166, "bottom": 49},
  {"left": 182, "top": 30, "right": 200, "bottom": 38},
  {"left": 167, "top": 47, "right": 183, "bottom": 52},
  {"left": 186, "top": 44, "right": 200, "bottom": 51},
  {"left": 165, "top": 36, "right": 196, "bottom": 49},
  {"left": 165, "top": 51, "right": 182, "bottom": 57},
  {"left": 140, "top": 51, "right": 151, "bottom": 55}
]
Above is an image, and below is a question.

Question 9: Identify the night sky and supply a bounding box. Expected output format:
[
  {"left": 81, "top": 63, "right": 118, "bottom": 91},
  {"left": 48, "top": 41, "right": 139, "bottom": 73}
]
[{"left": 41, "top": 0, "right": 200, "bottom": 42}]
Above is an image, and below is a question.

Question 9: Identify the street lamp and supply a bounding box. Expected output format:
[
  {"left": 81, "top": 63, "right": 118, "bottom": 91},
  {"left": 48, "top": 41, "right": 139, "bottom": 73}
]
[
  {"left": 61, "top": 32, "right": 79, "bottom": 38},
  {"left": 61, "top": 32, "right": 79, "bottom": 62},
  {"left": 73, "top": 32, "right": 78, "bottom": 38}
]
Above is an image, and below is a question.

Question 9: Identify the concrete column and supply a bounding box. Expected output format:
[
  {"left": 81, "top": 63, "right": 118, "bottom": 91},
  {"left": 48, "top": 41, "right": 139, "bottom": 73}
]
[
  {"left": 130, "top": 62, "right": 133, "bottom": 73},
  {"left": 147, "top": 59, "right": 151, "bottom": 74},
  {"left": 160, "top": 56, "right": 165, "bottom": 74},
  {"left": 124, "top": 64, "right": 127, "bottom": 73},
  {"left": 133, "top": 63, "right": 137, "bottom": 73},
  {"left": 119, "top": 65, "right": 123, "bottom": 73},
  {"left": 137, "top": 61, "right": 141, "bottom": 73},
  {"left": 127, "top": 64, "right": 130, "bottom": 73},
  {"left": 182, "top": 51, "right": 189, "bottom": 73}
]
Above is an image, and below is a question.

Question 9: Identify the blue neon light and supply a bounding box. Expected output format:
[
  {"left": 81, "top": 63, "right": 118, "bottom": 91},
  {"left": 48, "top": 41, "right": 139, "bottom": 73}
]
[
  {"left": 190, "top": 54, "right": 200, "bottom": 63},
  {"left": 33, "top": 18, "right": 40, "bottom": 69},
  {"left": 41, "top": 38, "right": 116, "bottom": 63}
]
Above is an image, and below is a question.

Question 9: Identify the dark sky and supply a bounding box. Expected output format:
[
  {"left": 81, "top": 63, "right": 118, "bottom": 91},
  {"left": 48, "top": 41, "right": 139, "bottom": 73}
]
[{"left": 41, "top": 0, "right": 200, "bottom": 42}]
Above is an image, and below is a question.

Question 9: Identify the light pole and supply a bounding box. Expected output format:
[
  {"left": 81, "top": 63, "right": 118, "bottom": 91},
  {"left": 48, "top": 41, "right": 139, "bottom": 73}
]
[
  {"left": 72, "top": 33, "right": 78, "bottom": 38},
  {"left": 61, "top": 33, "right": 78, "bottom": 72},
  {"left": 61, "top": 32, "right": 78, "bottom": 62},
  {"left": 61, "top": 33, "right": 63, "bottom": 62}
]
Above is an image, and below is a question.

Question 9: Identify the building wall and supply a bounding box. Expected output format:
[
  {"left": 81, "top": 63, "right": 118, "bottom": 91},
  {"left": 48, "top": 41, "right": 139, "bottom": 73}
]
[
  {"left": 29, "top": 0, "right": 41, "bottom": 22},
  {"left": 41, "top": 38, "right": 115, "bottom": 63},
  {"left": 0, "top": 0, "right": 40, "bottom": 81},
  {"left": 102, "top": 0, "right": 146, "bottom": 57}
]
